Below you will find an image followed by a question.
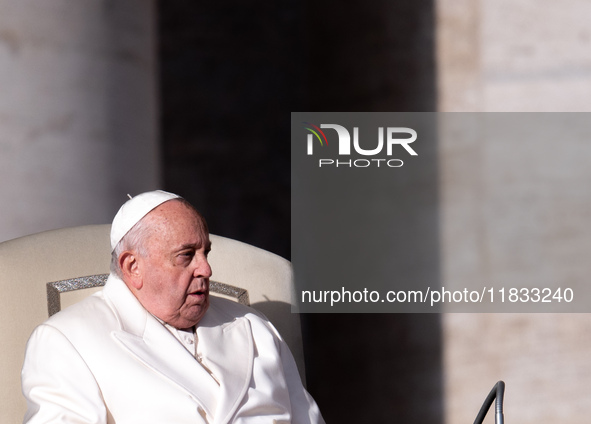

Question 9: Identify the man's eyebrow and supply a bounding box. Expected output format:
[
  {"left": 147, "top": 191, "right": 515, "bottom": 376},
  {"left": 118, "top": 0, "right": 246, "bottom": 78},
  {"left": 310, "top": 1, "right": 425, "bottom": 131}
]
[{"left": 176, "top": 241, "right": 212, "bottom": 251}]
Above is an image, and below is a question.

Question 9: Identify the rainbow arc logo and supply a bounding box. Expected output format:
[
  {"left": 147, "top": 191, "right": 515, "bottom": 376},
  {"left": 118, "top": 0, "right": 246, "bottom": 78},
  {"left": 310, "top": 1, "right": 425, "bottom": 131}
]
[{"left": 302, "top": 122, "right": 328, "bottom": 154}]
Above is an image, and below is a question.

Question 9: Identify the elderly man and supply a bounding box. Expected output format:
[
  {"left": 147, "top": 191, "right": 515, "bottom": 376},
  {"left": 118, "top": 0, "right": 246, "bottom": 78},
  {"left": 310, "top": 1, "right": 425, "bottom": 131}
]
[{"left": 21, "top": 191, "right": 324, "bottom": 424}]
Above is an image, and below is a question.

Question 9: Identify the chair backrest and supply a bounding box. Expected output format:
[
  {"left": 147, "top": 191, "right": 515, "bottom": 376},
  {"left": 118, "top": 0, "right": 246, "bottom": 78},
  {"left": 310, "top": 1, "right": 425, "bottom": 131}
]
[{"left": 0, "top": 224, "right": 302, "bottom": 423}]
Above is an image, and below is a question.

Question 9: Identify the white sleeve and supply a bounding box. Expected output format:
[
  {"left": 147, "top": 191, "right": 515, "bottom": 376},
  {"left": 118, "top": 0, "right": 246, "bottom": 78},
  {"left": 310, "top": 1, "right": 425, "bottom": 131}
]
[
  {"left": 263, "top": 319, "right": 325, "bottom": 424},
  {"left": 279, "top": 339, "right": 325, "bottom": 424},
  {"left": 22, "top": 324, "right": 108, "bottom": 424}
]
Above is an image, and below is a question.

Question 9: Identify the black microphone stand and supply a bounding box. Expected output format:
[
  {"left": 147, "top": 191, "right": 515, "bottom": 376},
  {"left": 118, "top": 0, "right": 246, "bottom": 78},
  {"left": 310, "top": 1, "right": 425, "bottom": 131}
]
[{"left": 473, "top": 381, "right": 505, "bottom": 424}]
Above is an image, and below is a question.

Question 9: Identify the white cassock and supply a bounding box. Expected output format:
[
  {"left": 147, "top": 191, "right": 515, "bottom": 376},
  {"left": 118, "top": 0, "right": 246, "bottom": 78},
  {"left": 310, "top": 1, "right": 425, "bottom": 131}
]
[{"left": 21, "top": 275, "right": 324, "bottom": 424}]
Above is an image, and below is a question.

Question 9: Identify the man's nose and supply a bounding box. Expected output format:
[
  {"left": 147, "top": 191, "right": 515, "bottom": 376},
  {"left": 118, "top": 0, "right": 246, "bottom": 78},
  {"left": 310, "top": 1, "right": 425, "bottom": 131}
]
[{"left": 194, "top": 255, "right": 212, "bottom": 278}]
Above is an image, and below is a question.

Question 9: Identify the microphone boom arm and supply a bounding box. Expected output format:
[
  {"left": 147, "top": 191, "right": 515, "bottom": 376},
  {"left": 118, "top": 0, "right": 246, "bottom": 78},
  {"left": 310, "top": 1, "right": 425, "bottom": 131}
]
[{"left": 473, "top": 380, "right": 505, "bottom": 424}]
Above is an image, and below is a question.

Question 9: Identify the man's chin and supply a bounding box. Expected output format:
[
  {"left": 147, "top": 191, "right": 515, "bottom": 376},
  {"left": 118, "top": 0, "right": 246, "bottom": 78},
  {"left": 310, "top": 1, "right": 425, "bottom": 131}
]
[{"left": 182, "top": 299, "right": 209, "bottom": 327}]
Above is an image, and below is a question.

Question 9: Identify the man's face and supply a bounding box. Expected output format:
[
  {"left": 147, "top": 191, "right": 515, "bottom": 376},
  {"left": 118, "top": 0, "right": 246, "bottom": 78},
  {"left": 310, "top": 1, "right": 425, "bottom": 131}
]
[{"left": 133, "top": 200, "right": 212, "bottom": 329}]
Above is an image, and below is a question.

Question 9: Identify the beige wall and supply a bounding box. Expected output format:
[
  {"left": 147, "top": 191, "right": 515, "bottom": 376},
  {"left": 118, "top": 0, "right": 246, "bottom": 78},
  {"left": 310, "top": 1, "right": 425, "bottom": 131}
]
[
  {"left": 437, "top": 1, "right": 591, "bottom": 423},
  {"left": 437, "top": 0, "right": 591, "bottom": 112},
  {"left": 0, "top": 0, "right": 160, "bottom": 242}
]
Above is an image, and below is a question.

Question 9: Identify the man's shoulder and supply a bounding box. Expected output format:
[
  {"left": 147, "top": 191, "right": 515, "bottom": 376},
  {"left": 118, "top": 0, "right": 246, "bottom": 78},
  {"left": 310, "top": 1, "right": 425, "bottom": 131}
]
[
  {"left": 207, "top": 296, "right": 278, "bottom": 330},
  {"left": 205, "top": 296, "right": 285, "bottom": 340},
  {"left": 208, "top": 295, "right": 266, "bottom": 321},
  {"left": 41, "top": 275, "right": 143, "bottom": 333},
  {"left": 42, "top": 289, "right": 116, "bottom": 333}
]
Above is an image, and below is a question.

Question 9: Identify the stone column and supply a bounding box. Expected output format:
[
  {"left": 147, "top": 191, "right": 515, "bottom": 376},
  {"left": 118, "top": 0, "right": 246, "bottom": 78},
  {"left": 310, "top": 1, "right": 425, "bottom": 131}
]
[
  {"left": 437, "top": 2, "right": 591, "bottom": 424},
  {"left": 0, "top": 0, "right": 159, "bottom": 242}
]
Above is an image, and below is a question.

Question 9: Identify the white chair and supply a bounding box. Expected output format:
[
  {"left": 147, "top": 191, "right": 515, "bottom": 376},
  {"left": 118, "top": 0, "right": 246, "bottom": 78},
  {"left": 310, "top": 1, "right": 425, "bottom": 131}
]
[{"left": 0, "top": 225, "right": 303, "bottom": 423}]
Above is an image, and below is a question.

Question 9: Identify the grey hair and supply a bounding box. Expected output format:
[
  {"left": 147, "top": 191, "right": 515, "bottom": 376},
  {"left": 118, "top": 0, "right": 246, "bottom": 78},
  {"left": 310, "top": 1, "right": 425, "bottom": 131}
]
[{"left": 110, "top": 216, "right": 152, "bottom": 278}]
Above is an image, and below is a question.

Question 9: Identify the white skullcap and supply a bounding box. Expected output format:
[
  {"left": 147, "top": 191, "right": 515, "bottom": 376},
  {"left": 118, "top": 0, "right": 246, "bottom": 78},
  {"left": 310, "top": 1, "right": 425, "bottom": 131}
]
[{"left": 110, "top": 190, "right": 181, "bottom": 251}]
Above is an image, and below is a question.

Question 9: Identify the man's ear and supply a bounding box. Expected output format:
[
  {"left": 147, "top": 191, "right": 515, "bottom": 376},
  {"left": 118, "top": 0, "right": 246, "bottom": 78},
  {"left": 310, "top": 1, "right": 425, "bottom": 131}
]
[{"left": 119, "top": 251, "right": 143, "bottom": 290}]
